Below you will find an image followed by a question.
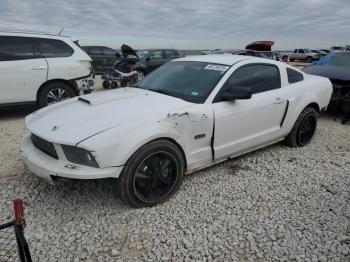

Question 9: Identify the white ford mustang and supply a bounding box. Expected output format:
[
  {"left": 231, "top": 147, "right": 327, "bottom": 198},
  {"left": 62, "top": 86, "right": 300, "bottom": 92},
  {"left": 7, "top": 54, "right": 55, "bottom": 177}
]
[{"left": 20, "top": 55, "right": 332, "bottom": 207}]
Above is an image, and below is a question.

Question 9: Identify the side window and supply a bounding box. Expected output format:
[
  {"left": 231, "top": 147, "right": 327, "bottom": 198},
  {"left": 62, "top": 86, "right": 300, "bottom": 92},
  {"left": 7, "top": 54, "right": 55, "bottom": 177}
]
[
  {"left": 299, "top": 49, "right": 304, "bottom": 53},
  {"left": 150, "top": 50, "right": 163, "bottom": 60},
  {"left": 0, "top": 36, "right": 35, "bottom": 61},
  {"left": 102, "top": 47, "right": 117, "bottom": 56},
  {"left": 164, "top": 50, "right": 176, "bottom": 59},
  {"left": 222, "top": 64, "right": 281, "bottom": 94},
  {"left": 88, "top": 47, "right": 103, "bottom": 55},
  {"left": 34, "top": 38, "right": 74, "bottom": 58},
  {"left": 287, "top": 68, "right": 304, "bottom": 84}
]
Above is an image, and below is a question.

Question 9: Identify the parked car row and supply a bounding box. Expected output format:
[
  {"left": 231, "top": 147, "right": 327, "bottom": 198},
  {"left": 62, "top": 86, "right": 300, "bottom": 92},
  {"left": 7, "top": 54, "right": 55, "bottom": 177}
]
[
  {"left": 205, "top": 41, "right": 280, "bottom": 61},
  {"left": 279, "top": 46, "right": 350, "bottom": 63},
  {"left": 280, "top": 49, "right": 322, "bottom": 63},
  {"left": 82, "top": 44, "right": 180, "bottom": 76}
]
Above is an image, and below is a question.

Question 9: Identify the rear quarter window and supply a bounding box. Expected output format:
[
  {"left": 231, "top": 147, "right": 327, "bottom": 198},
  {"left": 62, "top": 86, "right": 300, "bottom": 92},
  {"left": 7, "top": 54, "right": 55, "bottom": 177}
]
[
  {"left": 34, "top": 38, "right": 74, "bottom": 58},
  {"left": 287, "top": 68, "right": 304, "bottom": 84}
]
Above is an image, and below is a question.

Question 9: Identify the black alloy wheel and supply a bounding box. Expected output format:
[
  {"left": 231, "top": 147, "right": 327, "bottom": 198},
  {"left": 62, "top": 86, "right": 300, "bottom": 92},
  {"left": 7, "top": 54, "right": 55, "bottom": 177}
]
[
  {"left": 118, "top": 140, "right": 185, "bottom": 207},
  {"left": 284, "top": 107, "right": 318, "bottom": 147},
  {"left": 297, "top": 114, "right": 317, "bottom": 146},
  {"left": 133, "top": 151, "right": 179, "bottom": 203}
]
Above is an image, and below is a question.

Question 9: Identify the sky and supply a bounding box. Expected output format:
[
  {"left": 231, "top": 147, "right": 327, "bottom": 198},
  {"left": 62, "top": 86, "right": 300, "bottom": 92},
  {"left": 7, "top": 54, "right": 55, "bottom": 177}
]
[{"left": 0, "top": 0, "right": 349, "bottom": 50}]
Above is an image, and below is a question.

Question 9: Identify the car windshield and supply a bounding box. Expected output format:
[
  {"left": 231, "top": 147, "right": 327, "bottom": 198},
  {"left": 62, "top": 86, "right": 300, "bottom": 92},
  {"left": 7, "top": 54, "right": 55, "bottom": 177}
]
[
  {"left": 136, "top": 61, "right": 230, "bottom": 103},
  {"left": 328, "top": 53, "right": 350, "bottom": 67},
  {"left": 304, "top": 49, "right": 311, "bottom": 53},
  {"left": 137, "top": 50, "right": 150, "bottom": 59}
]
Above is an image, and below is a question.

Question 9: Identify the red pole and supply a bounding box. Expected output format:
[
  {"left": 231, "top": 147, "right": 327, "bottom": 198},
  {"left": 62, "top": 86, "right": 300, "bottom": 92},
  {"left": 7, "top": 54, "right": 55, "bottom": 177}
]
[{"left": 13, "top": 198, "right": 24, "bottom": 225}]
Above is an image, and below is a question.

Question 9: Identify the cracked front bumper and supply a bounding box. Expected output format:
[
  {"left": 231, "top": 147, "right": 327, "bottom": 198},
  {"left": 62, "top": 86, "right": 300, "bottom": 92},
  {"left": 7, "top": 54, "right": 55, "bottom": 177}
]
[{"left": 20, "top": 133, "right": 123, "bottom": 182}]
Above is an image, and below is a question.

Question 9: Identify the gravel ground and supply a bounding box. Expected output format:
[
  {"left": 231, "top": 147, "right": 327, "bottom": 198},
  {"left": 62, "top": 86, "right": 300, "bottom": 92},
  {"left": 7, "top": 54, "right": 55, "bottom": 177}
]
[{"left": 0, "top": 111, "right": 349, "bottom": 261}]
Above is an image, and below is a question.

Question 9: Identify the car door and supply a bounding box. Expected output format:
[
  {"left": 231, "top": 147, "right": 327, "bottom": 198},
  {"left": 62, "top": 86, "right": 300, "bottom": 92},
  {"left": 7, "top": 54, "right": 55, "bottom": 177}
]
[
  {"left": 102, "top": 47, "right": 120, "bottom": 70},
  {"left": 0, "top": 36, "right": 47, "bottom": 104},
  {"left": 88, "top": 47, "right": 104, "bottom": 73},
  {"left": 298, "top": 49, "right": 305, "bottom": 60},
  {"left": 164, "top": 50, "right": 178, "bottom": 62},
  {"left": 212, "top": 63, "right": 288, "bottom": 160},
  {"left": 146, "top": 50, "right": 166, "bottom": 72}
]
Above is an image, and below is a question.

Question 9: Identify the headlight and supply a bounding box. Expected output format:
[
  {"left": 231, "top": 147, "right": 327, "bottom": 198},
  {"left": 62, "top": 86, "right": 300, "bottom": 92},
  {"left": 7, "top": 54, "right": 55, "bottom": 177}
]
[{"left": 61, "top": 145, "right": 99, "bottom": 168}]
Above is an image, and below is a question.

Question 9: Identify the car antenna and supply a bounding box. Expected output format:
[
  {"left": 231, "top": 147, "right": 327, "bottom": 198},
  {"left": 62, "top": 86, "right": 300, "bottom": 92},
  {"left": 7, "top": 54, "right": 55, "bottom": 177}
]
[{"left": 58, "top": 27, "right": 64, "bottom": 36}]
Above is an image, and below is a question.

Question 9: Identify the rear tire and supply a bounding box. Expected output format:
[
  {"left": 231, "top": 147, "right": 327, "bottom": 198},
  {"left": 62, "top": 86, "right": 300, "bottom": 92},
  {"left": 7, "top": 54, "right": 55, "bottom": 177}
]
[
  {"left": 306, "top": 56, "right": 313, "bottom": 63},
  {"left": 38, "top": 82, "right": 75, "bottom": 108},
  {"left": 284, "top": 107, "right": 318, "bottom": 147},
  {"left": 102, "top": 80, "right": 111, "bottom": 89},
  {"left": 118, "top": 140, "right": 185, "bottom": 207}
]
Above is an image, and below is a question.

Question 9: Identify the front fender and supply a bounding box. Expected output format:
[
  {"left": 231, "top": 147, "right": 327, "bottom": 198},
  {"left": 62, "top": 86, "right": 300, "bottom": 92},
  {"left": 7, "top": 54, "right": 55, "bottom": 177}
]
[{"left": 78, "top": 119, "right": 186, "bottom": 168}]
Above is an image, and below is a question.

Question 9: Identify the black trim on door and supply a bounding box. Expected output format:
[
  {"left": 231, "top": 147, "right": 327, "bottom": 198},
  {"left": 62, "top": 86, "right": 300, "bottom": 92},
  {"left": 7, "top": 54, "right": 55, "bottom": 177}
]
[{"left": 280, "top": 100, "right": 289, "bottom": 127}]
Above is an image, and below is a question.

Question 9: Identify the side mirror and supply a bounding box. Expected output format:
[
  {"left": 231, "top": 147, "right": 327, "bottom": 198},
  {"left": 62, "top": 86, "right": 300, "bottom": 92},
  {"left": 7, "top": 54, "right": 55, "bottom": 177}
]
[{"left": 220, "top": 87, "right": 252, "bottom": 101}]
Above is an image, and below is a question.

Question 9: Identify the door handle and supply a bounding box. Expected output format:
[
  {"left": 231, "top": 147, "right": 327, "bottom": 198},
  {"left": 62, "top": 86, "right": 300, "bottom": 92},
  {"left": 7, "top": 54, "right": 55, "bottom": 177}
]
[
  {"left": 274, "top": 97, "right": 285, "bottom": 104},
  {"left": 32, "top": 66, "right": 46, "bottom": 70}
]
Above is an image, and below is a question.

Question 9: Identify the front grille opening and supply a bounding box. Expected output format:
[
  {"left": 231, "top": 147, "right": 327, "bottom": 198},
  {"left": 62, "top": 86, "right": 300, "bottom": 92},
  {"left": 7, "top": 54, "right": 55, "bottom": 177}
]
[{"left": 31, "top": 134, "right": 58, "bottom": 159}]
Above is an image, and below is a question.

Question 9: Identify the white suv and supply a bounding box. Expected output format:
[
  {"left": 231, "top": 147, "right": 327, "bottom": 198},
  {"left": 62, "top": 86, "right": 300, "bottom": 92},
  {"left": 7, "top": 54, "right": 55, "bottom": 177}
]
[{"left": 0, "top": 31, "right": 94, "bottom": 107}]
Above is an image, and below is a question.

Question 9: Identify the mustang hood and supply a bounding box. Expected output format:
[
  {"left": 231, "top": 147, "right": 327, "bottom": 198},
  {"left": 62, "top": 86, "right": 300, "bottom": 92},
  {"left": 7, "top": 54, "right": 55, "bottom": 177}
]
[
  {"left": 25, "top": 88, "right": 192, "bottom": 145},
  {"left": 303, "top": 65, "right": 350, "bottom": 81}
]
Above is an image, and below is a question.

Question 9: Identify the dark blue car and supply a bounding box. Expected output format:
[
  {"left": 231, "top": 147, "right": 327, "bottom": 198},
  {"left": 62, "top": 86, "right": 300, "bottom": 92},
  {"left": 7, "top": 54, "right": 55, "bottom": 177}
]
[{"left": 303, "top": 52, "right": 350, "bottom": 113}]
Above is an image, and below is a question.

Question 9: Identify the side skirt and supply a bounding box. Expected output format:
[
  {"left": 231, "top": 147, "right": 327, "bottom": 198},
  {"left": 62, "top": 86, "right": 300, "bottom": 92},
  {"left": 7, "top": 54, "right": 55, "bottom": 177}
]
[{"left": 185, "top": 137, "right": 285, "bottom": 175}]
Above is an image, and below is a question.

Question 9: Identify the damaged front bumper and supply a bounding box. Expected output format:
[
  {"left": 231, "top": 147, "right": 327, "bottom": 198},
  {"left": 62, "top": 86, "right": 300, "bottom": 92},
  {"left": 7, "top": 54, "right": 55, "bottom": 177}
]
[
  {"left": 20, "top": 133, "right": 123, "bottom": 183},
  {"left": 330, "top": 81, "right": 350, "bottom": 112}
]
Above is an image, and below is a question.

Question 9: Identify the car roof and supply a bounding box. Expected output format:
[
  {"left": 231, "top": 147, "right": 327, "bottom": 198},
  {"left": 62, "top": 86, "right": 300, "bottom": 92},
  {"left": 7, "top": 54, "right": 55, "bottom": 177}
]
[
  {"left": 174, "top": 54, "right": 255, "bottom": 65},
  {"left": 0, "top": 31, "right": 72, "bottom": 40},
  {"left": 82, "top": 46, "right": 114, "bottom": 49},
  {"left": 138, "top": 49, "right": 177, "bottom": 51}
]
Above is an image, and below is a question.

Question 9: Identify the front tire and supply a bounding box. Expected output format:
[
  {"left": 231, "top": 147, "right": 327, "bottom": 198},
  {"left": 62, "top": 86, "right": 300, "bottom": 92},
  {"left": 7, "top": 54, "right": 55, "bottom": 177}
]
[
  {"left": 284, "top": 107, "right": 318, "bottom": 147},
  {"left": 38, "top": 82, "right": 75, "bottom": 107},
  {"left": 118, "top": 140, "right": 185, "bottom": 207}
]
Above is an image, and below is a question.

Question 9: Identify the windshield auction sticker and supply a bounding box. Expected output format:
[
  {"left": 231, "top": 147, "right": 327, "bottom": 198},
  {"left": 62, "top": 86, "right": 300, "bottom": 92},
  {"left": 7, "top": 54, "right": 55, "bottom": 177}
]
[{"left": 204, "top": 64, "right": 229, "bottom": 72}]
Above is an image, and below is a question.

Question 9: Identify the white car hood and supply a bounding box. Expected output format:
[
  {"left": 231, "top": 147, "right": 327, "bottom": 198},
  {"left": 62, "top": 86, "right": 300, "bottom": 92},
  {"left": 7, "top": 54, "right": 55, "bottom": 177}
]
[{"left": 25, "top": 88, "right": 192, "bottom": 145}]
